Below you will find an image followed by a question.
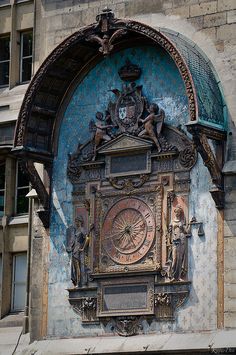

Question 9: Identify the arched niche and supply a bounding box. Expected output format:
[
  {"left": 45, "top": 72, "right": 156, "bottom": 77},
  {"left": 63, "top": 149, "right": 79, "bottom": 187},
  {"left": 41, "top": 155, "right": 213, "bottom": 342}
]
[{"left": 12, "top": 8, "right": 227, "bottom": 221}]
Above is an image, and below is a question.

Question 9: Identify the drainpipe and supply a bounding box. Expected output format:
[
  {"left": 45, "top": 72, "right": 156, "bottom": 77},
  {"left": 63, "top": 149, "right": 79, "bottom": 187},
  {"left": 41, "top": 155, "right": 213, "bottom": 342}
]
[{"left": 23, "top": 189, "right": 38, "bottom": 334}]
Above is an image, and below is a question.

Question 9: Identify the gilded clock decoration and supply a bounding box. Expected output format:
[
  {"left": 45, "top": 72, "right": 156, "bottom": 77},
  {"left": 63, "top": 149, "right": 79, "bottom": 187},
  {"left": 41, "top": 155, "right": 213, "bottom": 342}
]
[{"left": 101, "top": 197, "right": 155, "bottom": 264}]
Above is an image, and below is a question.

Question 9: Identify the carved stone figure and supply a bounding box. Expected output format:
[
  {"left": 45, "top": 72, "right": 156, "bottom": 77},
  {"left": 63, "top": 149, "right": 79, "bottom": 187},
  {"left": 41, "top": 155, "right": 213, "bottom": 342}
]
[
  {"left": 167, "top": 205, "right": 191, "bottom": 281},
  {"left": 91, "top": 111, "right": 114, "bottom": 160},
  {"left": 66, "top": 216, "right": 94, "bottom": 287},
  {"left": 138, "top": 103, "right": 165, "bottom": 152}
]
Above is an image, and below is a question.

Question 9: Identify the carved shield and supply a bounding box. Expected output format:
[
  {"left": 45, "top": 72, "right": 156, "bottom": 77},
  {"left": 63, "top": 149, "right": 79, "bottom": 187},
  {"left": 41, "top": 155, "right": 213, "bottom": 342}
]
[
  {"left": 119, "top": 107, "right": 127, "bottom": 120},
  {"left": 113, "top": 84, "right": 144, "bottom": 133}
]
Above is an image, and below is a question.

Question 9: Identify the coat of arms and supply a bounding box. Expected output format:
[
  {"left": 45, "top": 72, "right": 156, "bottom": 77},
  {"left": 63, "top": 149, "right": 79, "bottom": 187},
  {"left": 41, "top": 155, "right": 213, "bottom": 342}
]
[{"left": 109, "top": 82, "right": 145, "bottom": 133}]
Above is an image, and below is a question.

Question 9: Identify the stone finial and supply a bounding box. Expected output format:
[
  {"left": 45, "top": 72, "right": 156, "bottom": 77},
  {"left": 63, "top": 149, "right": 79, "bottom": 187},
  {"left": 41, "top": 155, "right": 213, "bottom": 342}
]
[{"left": 96, "top": 7, "right": 115, "bottom": 33}]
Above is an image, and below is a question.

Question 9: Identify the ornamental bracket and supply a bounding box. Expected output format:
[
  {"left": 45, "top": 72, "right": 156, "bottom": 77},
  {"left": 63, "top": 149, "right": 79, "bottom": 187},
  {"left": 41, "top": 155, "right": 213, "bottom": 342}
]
[
  {"left": 21, "top": 159, "right": 51, "bottom": 226},
  {"left": 186, "top": 123, "right": 225, "bottom": 209}
]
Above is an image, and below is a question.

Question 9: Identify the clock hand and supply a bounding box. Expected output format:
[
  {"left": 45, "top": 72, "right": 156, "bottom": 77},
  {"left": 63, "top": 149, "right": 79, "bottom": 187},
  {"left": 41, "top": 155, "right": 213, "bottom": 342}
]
[
  {"left": 132, "top": 217, "right": 144, "bottom": 228},
  {"left": 104, "top": 229, "right": 126, "bottom": 240}
]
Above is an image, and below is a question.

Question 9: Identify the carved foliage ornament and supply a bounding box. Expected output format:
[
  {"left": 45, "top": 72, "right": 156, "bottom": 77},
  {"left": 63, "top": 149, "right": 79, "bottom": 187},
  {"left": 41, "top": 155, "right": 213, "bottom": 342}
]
[
  {"left": 69, "top": 297, "right": 98, "bottom": 323},
  {"left": 113, "top": 316, "right": 142, "bottom": 337}
]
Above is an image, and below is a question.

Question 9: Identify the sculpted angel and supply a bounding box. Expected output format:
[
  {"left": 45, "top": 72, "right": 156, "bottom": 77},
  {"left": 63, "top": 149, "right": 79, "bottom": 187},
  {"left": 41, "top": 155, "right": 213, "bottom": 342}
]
[
  {"left": 66, "top": 215, "right": 94, "bottom": 287},
  {"left": 90, "top": 111, "right": 114, "bottom": 160},
  {"left": 138, "top": 103, "right": 165, "bottom": 153}
]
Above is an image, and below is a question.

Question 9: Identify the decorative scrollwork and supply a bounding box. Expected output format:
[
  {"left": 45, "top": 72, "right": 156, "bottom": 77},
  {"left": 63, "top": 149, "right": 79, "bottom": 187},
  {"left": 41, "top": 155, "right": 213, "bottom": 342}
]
[
  {"left": 109, "top": 174, "right": 150, "bottom": 191},
  {"left": 179, "top": 145, "right": 197, "bottom": 169}
]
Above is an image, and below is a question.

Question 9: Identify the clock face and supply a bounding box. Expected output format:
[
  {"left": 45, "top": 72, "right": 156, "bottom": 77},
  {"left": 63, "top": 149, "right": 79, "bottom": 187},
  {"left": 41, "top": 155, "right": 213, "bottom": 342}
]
[{"left": 101, "top": 197, "right": 155, "bottom": 265}]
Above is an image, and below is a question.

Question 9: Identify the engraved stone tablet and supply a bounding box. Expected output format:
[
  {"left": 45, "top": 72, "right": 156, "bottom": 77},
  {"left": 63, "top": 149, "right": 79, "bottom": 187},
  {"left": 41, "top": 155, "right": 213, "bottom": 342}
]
[
  {"left": 103, "top": 284, "right": 147, "bottom": 311},
  {"left": 110, "top": 154, "right": 147, "bottom": 174},
  {"left": 97, "top": 277, "right": 154, "bottom": 317}
]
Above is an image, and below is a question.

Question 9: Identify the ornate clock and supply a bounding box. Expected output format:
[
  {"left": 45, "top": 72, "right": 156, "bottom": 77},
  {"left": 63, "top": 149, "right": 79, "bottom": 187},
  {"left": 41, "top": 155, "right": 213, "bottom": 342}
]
[
  {"left": 101, "top": 197, "right": 156, "bottom": 265},
  {"left": 66, "top": 59, "right": 196, "bottom": 329}
]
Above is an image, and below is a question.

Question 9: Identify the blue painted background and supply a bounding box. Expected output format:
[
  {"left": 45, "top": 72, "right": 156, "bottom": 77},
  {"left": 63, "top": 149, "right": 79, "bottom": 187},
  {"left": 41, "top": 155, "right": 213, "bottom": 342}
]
[{"left": 48, "top": 45, "right": 217, "bottom": 336}]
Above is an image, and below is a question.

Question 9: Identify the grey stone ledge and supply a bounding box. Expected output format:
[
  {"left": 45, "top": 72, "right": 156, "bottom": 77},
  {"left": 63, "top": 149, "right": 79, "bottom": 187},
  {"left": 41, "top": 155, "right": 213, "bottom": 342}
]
[
  {"left": 18, "top": 329, "right": 236, "bottom": 354},
  {"left": 223, "top": 160, "right": 236, "bottom": 175},
  {"left": 8, "top": 215, "right": 29, "bottom": 225}
]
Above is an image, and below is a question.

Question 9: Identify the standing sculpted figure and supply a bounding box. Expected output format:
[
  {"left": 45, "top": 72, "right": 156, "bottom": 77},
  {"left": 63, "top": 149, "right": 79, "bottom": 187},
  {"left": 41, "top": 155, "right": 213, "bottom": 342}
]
[
  {"left": 66, "top": 215, "right": 94, "bottom": 287},
  {"left": 92, "top": 111, "right": 114, "bottom": 160},
  {"left": 139, "top": 103, "right": 165, "bottom": 153},
  {"left": 167, "top": 205, "right": 191, "bottom": 281}
]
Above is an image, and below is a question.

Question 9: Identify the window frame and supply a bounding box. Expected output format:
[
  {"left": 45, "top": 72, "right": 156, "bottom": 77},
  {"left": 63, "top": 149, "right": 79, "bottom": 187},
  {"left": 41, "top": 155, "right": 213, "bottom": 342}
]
[
  {"left": 19, "top": 30, "right": 33, "bottom": 84},
  {"left": 0, "top": 34, "right": 10, "bottom": 88},
  {"left": 15, "top": 161, "right": 30, "bottom": 216},
  {"left": 11, "top": 252, "right": 27, "bottom": 312},
  {"left": 0, "top": 162, "right": 5, "bottom": 218}
]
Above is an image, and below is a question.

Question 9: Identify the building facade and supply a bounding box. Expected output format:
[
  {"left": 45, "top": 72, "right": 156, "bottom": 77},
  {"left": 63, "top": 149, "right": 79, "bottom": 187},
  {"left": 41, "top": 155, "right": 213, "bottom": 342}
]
[{"left": 0, "top": 0, "right": 236, "bottom": 353}]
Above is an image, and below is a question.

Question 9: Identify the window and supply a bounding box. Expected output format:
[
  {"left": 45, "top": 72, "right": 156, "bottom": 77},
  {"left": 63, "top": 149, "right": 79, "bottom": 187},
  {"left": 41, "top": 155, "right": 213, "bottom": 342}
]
[
  {"left": 0, "top": 35, "right": 10, "bottom": 86},
  {"left": 0, "top": 163, "right": 5, "bottom": 217},
  {"left": 0, "top": 123, "right": 15, "bottom": 146},
  {"left": 0, "top": 254, "right": 2, "bottom": 291},
  {"left": 16, "top": 162, "right": 29, "bottom": 214},
  {"left": 11, "top": 253, "right": 27, "bottom": 311},
  {"left": 0, "top": 1, "right": 10, "bottom": 5},
  {"left": 20, "top": 31, "right": 32, "bottom": 83}
]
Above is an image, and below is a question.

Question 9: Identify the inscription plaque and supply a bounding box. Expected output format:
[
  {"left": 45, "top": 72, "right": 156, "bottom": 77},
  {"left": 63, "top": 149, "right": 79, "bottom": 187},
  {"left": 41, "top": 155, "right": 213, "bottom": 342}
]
[
  {"left": 97, "top": 277, "right": 154, "bottom": 317},
  {"left": 103, "top": 284, "right": 147, "bottom": 311},
  {"left": 106, "top": 151, "right": 151, "bottom": 177},
  {"left": 110, "top": 154, "right": 147, "bottom": 174}
]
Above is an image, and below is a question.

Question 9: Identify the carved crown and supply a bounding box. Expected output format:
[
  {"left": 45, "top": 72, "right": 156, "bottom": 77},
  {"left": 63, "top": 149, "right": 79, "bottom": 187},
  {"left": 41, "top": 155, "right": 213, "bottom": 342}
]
[{"left": 118, "top": 59, "right": 141, "bottom": 81}]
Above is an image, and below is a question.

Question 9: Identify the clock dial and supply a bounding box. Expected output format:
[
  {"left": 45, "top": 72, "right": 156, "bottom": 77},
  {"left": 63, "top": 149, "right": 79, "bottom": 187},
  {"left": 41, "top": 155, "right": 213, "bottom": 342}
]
[{"left": 101, "top": 197, "right": 155, "bottom": 265}]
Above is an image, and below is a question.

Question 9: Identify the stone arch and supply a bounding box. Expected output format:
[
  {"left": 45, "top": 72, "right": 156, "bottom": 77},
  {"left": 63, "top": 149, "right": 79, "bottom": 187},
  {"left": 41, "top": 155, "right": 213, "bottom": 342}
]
[
  {"left": 13, "top": 13, "right": 200, "bottom": 158},
  {"left": 12, "top": 9, "right": 227, "bottom": 212}
]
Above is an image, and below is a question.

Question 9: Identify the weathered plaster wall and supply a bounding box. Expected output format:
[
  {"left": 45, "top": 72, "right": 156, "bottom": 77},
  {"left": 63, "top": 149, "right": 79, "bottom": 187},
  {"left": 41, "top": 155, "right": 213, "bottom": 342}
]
[{"left": 48, "top": 45, "right": 217, "bottom": 337}]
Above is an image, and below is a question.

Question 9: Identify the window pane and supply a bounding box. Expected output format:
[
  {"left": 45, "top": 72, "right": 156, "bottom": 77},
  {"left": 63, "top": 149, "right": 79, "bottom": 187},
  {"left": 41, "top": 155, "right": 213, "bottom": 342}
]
[
  {"left": 0, "top": 123, "right": 15, "bottom": 145},
  {"left": 12, "top": 253, "right": 27, "bottom": 311},
  {"left": 0, "top": 1, "right": 10, "bottom": 5},
  {"left": 14, "top": 254, "right": 27, "bottom": 283},
  {"left": 16, "top": 188, "right": 29, "bottom": 214},
  {"left": 0, "top": 255, "right": 2, "bottom": 288},
  {"left": 0, "top": 36, "right": 10, "bottom": 61},
  {"left": 0, "top": 191, "right": 4, "bottom": 217},
  {"left": 12, "top": 284, "right": 26, "bottom": 310},
  {"left": 0, "top": 164, "right": 5, "bottom": 189},
  {"left": 17, "top": 165, "right": 29, "bottom": 187},
  {"left": 0, "top": 61, "right": 9, "bottom": 86},
  {"left": 22, "top": 32, "right": 32, "bottom": 57},
  {"left": 21, "top": 57, "right": 32, "bottom": 82}
]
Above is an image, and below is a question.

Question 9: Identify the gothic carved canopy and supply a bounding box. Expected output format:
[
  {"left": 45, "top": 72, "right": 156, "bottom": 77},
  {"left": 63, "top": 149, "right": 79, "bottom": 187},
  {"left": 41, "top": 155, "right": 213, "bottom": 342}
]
[{"left": 12, "top": 8, "right": 227, "bottom": 213}]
